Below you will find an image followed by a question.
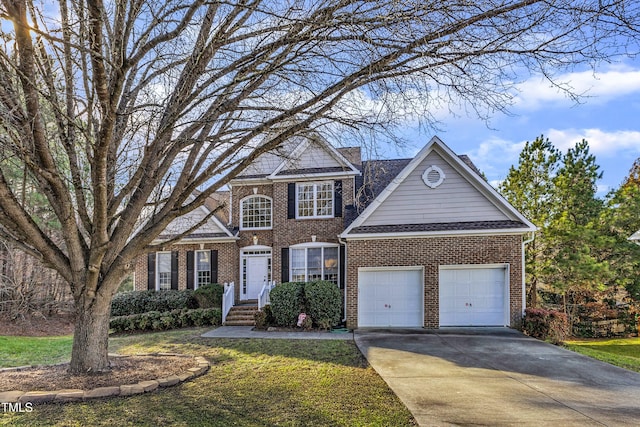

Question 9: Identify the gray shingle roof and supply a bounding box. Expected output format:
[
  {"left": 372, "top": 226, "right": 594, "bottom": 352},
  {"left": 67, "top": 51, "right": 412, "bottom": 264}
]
[{"left": 349, "top": 220, "right": 527, "bottom": 234}]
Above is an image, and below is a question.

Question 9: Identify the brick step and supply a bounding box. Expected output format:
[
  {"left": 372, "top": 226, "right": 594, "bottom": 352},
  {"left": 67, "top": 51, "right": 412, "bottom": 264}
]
[
  {"left": 224, "top": 303, "right": 258, "bottom": 326},
  {"left": 224, "top": 320, "right": 255, "bottom": 326}
]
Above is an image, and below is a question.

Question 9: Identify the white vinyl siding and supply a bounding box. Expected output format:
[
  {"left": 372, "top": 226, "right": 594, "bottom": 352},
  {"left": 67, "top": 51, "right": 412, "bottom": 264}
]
[
  {"left": 296, "top": 182, "right": 333, "bottom": 218},
  {"left": 240, "top": 195, "right": 272, "bottom": 230},
  {"left": 195, "top": 250, "right": 211, "bottom": 289},
  {"left": 285, "top": 142, "right": 343, "bottom": 170},
  {"left": 156, "top": 252, "right": 172, "bottom": 291},
  {"left": 364, "top": 150, "right": 510, "bottom": 226}
]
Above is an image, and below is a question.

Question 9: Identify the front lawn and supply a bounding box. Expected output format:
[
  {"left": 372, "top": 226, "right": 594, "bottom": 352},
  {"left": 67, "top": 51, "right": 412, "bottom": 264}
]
[
  {"left": 0, "top": 335, "right": 73, "bottom": 367},
  {"left": 564, "top": 337, "right": 640, "bottom": 373},
  {"left": 1, "top": 328, "right": 415, "bottom": 426}
]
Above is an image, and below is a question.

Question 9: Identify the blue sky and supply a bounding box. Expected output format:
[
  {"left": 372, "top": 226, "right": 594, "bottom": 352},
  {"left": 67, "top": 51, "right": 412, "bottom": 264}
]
[{"left": 394, "top": 59, "right": 640, "bottom": 198}]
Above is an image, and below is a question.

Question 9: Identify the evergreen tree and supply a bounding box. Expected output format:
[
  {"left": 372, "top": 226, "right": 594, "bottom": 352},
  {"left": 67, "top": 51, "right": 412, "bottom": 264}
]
[
  {"left": 598, "top": 161, "right": 640, "bottom": 300},
  {"left": 499, "top": 136, "right": 560, "bottom": 307},
  {"left": 543, "top": 141, "right": 609, "bottom": 312}
]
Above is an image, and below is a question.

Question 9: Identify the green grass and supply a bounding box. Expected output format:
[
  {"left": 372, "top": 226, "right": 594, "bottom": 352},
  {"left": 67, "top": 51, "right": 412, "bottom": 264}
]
[
  {"left": 564, "top": 337, "right": 640, "bottom": 373},
  {"left": 1, "top": 328, "right": 415, "bottom": 426},
  {"left": 0, "top": 335, "right": 73, "bottom": 367}
]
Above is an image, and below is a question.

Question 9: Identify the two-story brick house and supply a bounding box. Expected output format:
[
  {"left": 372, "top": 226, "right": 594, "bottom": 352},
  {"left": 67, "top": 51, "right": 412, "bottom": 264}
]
[{"left": 133, "top": 135, "right": 536, "bottom": 329}]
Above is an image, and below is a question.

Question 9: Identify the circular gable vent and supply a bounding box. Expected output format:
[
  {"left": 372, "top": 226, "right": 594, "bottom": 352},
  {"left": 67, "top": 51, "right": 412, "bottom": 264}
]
[{"left": 422, "top": 165, "right": 445, "bottom": 188}]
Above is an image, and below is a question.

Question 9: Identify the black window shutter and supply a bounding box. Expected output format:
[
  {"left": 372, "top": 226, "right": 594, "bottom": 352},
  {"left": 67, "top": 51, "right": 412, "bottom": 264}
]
[
  {"left": 186, "top": 251, "right": 194, "bottom": 290},
  {"left": 281, "top": 248, "right": 289, "bottom": 283},
  {"left": 171, "top": 251, "right": 179, "bottom": 290},
  {"left": 210, "top": 250, "right": 219, "bottom": 284},
  {"left": 147, "top": 253, "right": 156, "bottom": 291},
  {"left": 334, "top": 180, "right": 342, "bottom": 218},
  {"left": 339, "top": 245, "right": 346, "bottom": 289},
  {"left": 287, "top": 183, "right": 296, "bottom": 219}
]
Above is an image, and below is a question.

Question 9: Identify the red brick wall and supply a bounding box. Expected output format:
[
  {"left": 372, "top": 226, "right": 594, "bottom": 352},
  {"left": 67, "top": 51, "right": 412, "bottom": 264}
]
[
  {"left": 133, "top": 242, "right": 237, "bottom": 291},
  {"left": 345, "top": 234, "right": 523, "bottom": 329},
  {"left": 234, "top": 178, "right": 354, "bottom": 283},
  {"left": 134, "top": 177, "right": 355, "bottom": 294}
]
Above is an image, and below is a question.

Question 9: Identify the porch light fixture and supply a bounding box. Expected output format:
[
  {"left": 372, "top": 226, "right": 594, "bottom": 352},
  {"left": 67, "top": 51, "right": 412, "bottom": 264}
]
[{"left": 252, "top": 234, "right": 258, "bottom": 245}]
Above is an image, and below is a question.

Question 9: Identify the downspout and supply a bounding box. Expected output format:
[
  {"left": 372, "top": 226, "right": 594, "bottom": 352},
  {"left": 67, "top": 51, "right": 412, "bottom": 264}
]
[
  {"left": 228, "top": 184, "right": 233, "bottom": 226},
  {"left": 338, "top": 235, "right": 348, "bottom": 323},
  {"left": 522, "top": 231, "right": 535, "bottom": 316}
]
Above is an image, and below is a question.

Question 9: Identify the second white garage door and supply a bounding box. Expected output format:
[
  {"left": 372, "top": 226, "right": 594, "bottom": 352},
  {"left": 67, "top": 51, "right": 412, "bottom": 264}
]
[
  {"left": 439, "top": 266, "right": 508, "bottom": 326},
  {"left": 358, "top": 268, "right": 423, "bottom": 327}
]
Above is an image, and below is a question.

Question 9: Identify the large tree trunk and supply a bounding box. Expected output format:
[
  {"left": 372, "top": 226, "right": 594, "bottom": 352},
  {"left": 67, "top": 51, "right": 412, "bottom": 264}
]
[{"left": 69, "top": 293, "right": 112, "bottom": 374}]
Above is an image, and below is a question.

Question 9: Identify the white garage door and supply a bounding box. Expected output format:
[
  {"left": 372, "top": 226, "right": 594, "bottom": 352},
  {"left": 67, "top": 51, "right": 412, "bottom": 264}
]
[
  {"left": 358, "top": 268, "right": 423, "bottom": 327},
  {"left": 439, "top": 266, "right": 508, "bottom": 326}
]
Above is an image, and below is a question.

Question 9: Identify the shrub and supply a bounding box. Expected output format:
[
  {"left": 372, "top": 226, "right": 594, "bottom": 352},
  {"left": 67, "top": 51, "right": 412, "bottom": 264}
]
[
  {"left": 522, "top": 307, "right": 569, "bottom": 344},
  {"left": 269, "top": 282, "right": 305, "bottom": 327},
  {"left": 111, "top": 290, "right": 194, "bottom": 316},
  {"left": 109, "top": 308, "right": 221, "bottom": 333},
  {"left": 304, "top": 281, "right": 342, "bottom": 329},
  {"left": 191, "top": 283, "right": 224, "bottom": 309},
  {"left": 254, "top": 310, "right": 267, "bottom": 329}
]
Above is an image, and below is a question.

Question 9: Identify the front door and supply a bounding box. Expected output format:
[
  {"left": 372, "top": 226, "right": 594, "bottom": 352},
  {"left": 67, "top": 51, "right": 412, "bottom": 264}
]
[{"left": 241, "top": 250, "right": 271, "bottom": 300}]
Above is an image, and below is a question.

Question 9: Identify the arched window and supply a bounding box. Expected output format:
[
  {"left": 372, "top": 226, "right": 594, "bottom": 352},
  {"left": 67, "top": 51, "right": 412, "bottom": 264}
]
[{"left": 241, "top": 195, "right": 272, "bottom": 230}]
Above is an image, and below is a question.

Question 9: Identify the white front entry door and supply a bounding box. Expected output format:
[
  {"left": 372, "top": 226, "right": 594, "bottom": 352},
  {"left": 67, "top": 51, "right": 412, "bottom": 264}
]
[{"left": 243, "top": 255, "right": 270, "bottom": 300}]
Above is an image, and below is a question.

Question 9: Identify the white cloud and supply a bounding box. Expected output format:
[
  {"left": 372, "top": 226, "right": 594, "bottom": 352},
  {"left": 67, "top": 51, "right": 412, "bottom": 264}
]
[
  {"left": 465, "top": 137, "right": 526, "bottom": 179},
  {"left": 515, "top": 65, "right": 640, "bottom": 110},
  {"left": 546, "top": 128, "right": 640, "bottom": 157}
]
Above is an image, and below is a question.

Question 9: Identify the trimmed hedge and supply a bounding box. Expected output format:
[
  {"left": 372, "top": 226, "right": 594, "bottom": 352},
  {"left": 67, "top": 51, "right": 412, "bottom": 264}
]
[
  {"left": 304, "top": 281, "right": 342, "bottom": 329},
  {"left": 269, "top": 282, "right": 305, "bottom": 327},
  {"left": 269, "top": 281, "right": 343, "bottom": 329},
  {"left": 111, "top": 290, "right": 194, "bottom": 317},
  {"left": 110, "top": 308, "right": 221, "bottom": 333},
  {"left": 192, "top": 283, "right": 224, "bottom": 308}
]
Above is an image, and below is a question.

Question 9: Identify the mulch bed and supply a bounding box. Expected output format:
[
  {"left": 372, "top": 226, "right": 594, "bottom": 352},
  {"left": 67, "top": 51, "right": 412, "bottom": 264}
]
[
  {"left": 0, "top": 355, "right": 197, "bottom": 392},
  {"left": 1, "top": 314, "right": 203, "bottom": 393}
]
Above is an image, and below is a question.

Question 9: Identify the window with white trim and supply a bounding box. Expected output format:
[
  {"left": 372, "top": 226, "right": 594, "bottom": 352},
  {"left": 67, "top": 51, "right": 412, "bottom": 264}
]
[
  {"left": 296, "top": 182, "right": 333, "bottom": 218},
  {"left": 195, "top": 250, "right": 211, "bottom": 289},
  {"left": 241, "top": 195, "right": 272, "bottom": 229},
  {"left": 156, "top": 252, "right": 172, "bottom": 291},
  {"left": 290, "top": 245, "right": 339, "bottom": 284}
]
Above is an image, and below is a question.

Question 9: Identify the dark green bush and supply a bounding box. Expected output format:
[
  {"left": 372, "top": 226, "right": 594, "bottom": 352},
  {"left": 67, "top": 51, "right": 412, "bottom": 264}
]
[
  {"left": 109, "top": 308, "right": 221, "bottom": 333},
  {"left": 522, "top": 307, "right": 569, "bottom": 344},
  {"left": 192, "top": 283, "right": 224, "bottom": 308},
  {"left": 304, "top": 281, "right": 342, "bottom": 329},
  {"left": 111, "top": 290, "right": 194, "bottom": 316},
  {"left": 269, "top": 282, "right": 305, "bottom": 327}
]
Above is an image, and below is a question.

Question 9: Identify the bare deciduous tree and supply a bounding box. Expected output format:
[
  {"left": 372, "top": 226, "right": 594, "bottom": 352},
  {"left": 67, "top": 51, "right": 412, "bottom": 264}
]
[{"left": 0, "top": 0, "right": 638, "bottom": 373}]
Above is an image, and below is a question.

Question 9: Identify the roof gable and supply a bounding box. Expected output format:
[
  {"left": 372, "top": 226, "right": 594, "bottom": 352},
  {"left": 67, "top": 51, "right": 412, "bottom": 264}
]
[
  {"left": 158, "top": 204, "right": 235, "bottom": 242},
  {"left": 342, "top": 136, "right": 536, "bottom": 237}
]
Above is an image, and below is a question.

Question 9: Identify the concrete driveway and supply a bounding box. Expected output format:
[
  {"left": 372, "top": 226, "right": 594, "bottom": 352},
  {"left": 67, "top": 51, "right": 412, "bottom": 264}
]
[{"left": 354, "top": 328, "right": 640, "bottom": 426}]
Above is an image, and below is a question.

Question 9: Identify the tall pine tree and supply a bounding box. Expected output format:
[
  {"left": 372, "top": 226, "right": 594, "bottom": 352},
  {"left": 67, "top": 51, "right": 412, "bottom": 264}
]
[
  {"left": 544, "top": 140, "right": 609, "bottom": 313},
  {"left": 499, "top": 136, "right": 559, "bottom": 307}
]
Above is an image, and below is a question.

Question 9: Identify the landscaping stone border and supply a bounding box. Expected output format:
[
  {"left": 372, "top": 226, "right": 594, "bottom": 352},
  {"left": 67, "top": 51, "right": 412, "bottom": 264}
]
[{"left": 0, "top": 353, "right": 209, "bottom": 404}]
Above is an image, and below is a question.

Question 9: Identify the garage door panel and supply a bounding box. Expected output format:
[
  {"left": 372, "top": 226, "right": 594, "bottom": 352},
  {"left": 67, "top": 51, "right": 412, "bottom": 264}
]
[
  {"left": 359, "top": 269, "right": 423, "bottom": 328},
  {"left": 439, "top": 266, "right": 507, "bottom": 327}
]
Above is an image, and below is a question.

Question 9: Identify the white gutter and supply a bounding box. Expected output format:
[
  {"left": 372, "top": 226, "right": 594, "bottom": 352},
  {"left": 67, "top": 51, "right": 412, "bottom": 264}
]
[{"left": 522, "top": 231, "right": 535, "bottom": 315}]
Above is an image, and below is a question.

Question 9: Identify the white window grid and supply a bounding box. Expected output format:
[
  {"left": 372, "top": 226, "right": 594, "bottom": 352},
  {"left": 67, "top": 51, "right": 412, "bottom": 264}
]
[
  {"left": 195, "top": 250, "right": 211, "bottom": 288},
  {"left": 241, "top": 196, "right": 272, "bottom": 229},
  {"left": 296, "top": 182, "right": 333, "bottom": 218},
  {"left": 156, "top": 252, "right": 172, "bottom": 291},
  {"left": 290, "top": 245, "right": 339, "bottom": 285}
]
